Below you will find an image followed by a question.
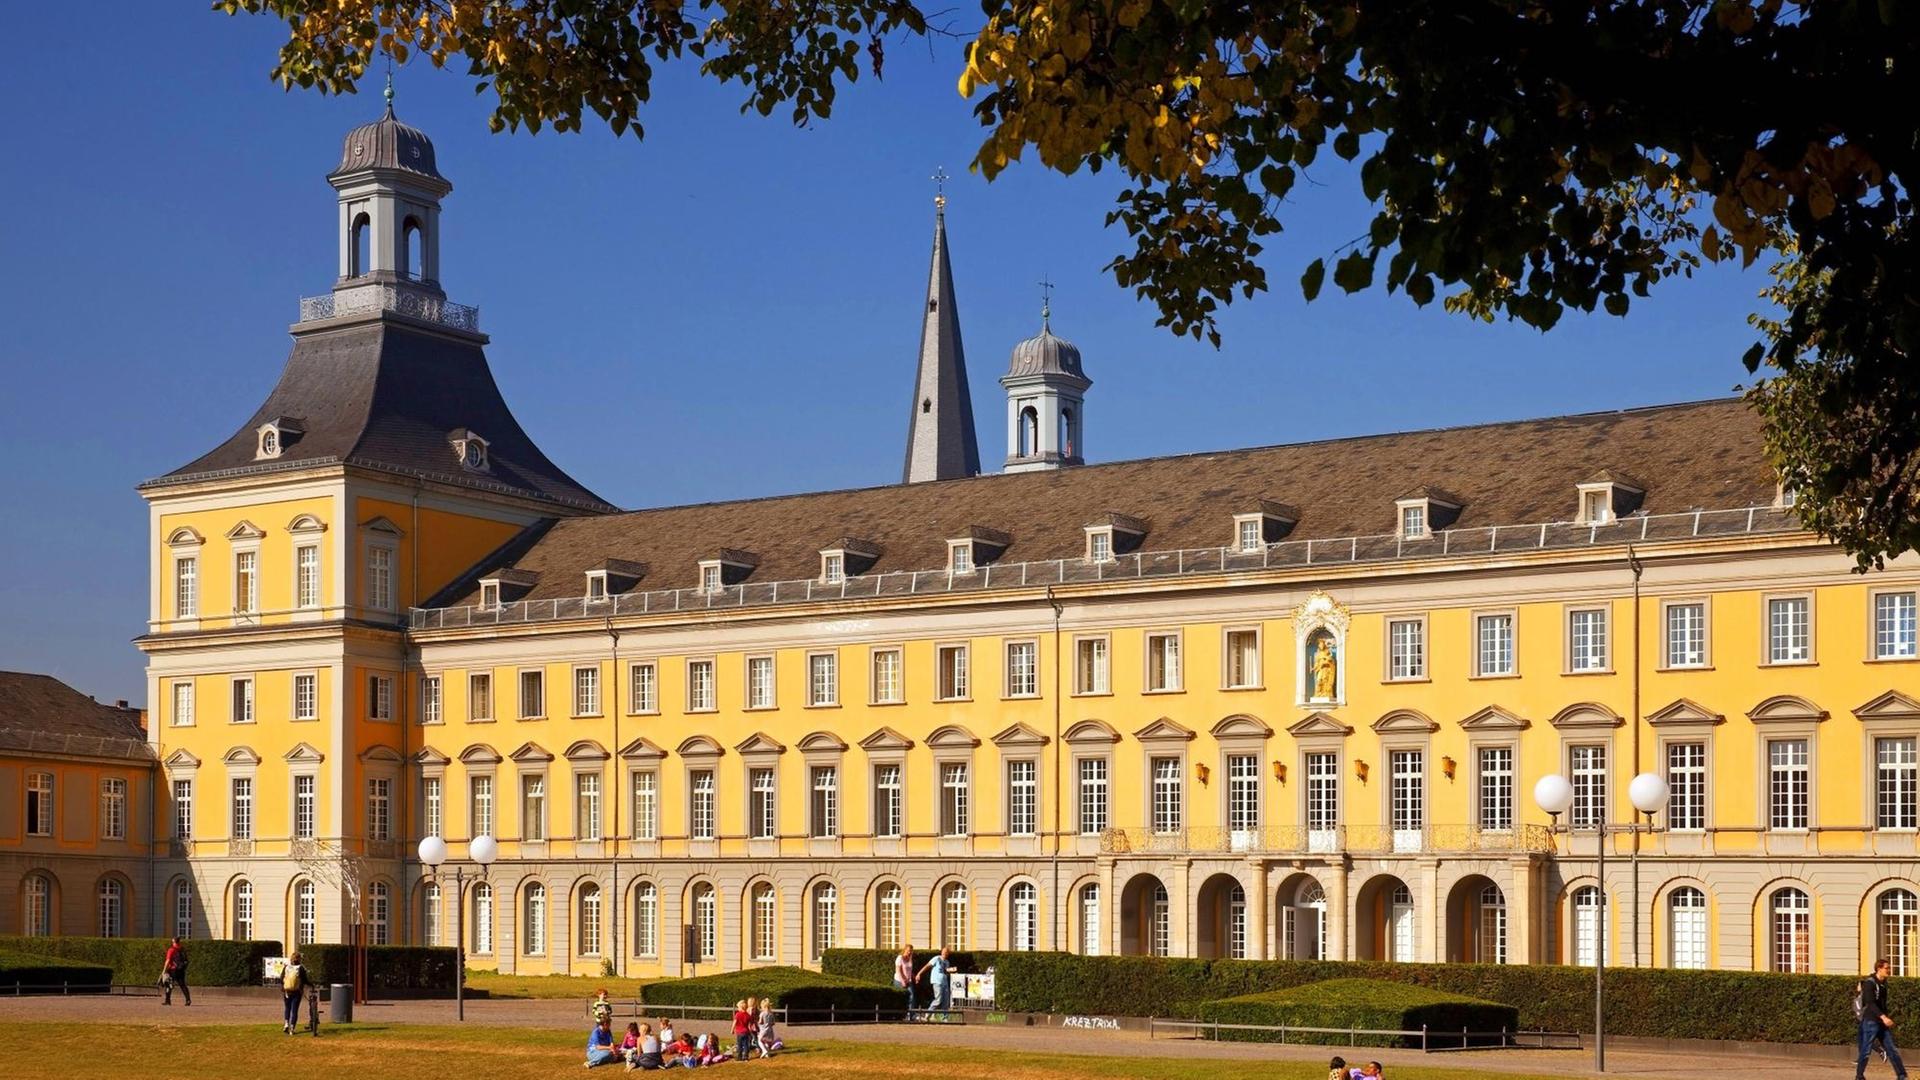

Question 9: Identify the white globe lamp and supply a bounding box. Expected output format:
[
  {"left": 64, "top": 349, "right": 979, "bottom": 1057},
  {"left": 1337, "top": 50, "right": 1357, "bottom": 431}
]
[
  {"left": 470, "top": 834, "right": 499, "bottom": 866},
  {"left": 1533, "top": 773, "right": 1575, "bottom": 816},
  {"left": 417, "top": 834, "right": 448, "bottom": 868},
  {"left": 1628, "top": 772, "right": 1669, "bottom": 816}
]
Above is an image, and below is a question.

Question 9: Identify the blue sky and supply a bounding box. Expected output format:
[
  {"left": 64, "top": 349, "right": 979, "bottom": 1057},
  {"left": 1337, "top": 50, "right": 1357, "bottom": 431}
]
[{"left": 0, "top": 6, "right": 1772, "bottom": 703}]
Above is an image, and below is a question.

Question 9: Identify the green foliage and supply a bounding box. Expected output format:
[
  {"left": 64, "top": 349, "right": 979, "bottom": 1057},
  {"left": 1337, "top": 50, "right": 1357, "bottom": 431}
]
[
  {"left": 299, "top": 945, "right": 461, "bottom": 991},
  {"left": 0, "top": 936, "right": 280, "bottom": 986},
  {"left": 0, "top": 949, "right": 113, "bottom": 991},
  {"left": 1200, "top": 978, "right": 1518, "bottom": 1048},
  {"left": 640, "top": 965, "right": 904, "bottom": 1014},
  {"left": 822, "top": 949, "right": 1872, "bottom": 1044}
]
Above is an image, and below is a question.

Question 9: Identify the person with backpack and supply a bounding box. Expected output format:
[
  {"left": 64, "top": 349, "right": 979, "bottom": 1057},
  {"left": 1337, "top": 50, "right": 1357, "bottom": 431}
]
[
  {"left": 161, "top": 937, "right": 190, "bottom": 1006},
  {"left": 280, "top": 953, "right": 312, "bottom": 1035},
  {"left": 1859, "top": 957, "right": 1909, "bottom": 1080}
]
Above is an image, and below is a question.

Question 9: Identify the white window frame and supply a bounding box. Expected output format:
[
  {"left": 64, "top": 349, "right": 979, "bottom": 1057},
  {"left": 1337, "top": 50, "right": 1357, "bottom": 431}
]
[
  {"left": 365, "top": 543, "right": 396, "bottom": 612},
  {"left": 1476, "top": 745, "right": 1515, "bottom": 832},
  {"left": 697, "top": 561, "right": 723, "bottom": 595},
  {"left": 1144, "top": 630, "right": 1182, "bottom": 692},
  {"left": 518, "top": 668, "right": 545, "bottom": 720},
  {"left": 1076, "top": 756, "right": 1109, "bottom": 835},
  {"left": 172, "top": 778, "right": 192, "bottom": 841},
  {"left": 686, "top": 658, "right": 716, "bottom": 712},
  {"left": 478, "top": 581, "right": 501, "bottom": 610},
  {"left": 820, "top": 550, "right": 846, "bottom": 585},
  {"left": 1222, "top": 627, "right": 1261, "bottom": 689},
  {"left": 1661, "top": 599, "right": 1710, "bottom": 670},
  {"left": 1877, "top": 736, "right": 1919, "bottom": 831},
  {"left": 628, "top": 661, "right": 658, "bottom": 714},
  {"left": 368, "top": 672, "right": 394, "bottom": 722},
  {"left": 935, "top": 643, "right": 970, "bottom": 701},
  {"left": 466, "top": 672, "right": 491, "bottom": 722},
  {"left": 572, "top": 664, "right": 601, "bottom": 716},
  {"left": 689, "top": 769, "right": 716, "bottom": 840},
  {"left": 873, "top": 762, "right": 904, "bottom": 839},
  {"left": 749, "top": 767, "right": 777, "bottom": 840},
  {"left": 947, "top": 540, "right": 975, "bottom": 575},
  {"left": 232, "top": 548, "right": 259, "bottom": 617},
  {"left": 869, "top": 647, "right": 904, "bottom": 705},
  {"left": 576, "top": 771, "right": 603, "bottom": 841},
  {"left": 366, "top": 777, "right": 391, "bottom": 841},
  {"left": 1763, "top": 593, "right": 1814, "bottom": 665},
  {"left": 292, "top": 773, "right": 316, "bottom": 840},
  {"left": 584, "top": 570, "right": 609, "bottom": 603},
  {"left": 171, "top": 680, "right": 195, "bottom": 728},
  {"left": 1004, "top": 639, "right": 1039, "bottom": 698},
  {"left": 1085, "top": 526, "right": 1115, "bottom": 564},
  {"left": 1233, "top": 514, "right": 1264, "bottom": 553},
  {"left": 746, "top": 654, "right": 777, "bottom": 710},
  {"left": 295, "top": 544, "right": 321, "bottom": 610},
  {"left": 1385, "top": 616, "right": 1427, "bottom": 681},
  {"left": 1474, "top": 611, "right": 1517, "bottom": 678},
  {"left": 99, "top": 777, "right": 127, "bottom": 841},
  {"left": 1566, "top": 605, "right": 1611, "bottom": 673},
  {"left": 1073, "top": 634, "right": 1111, "bottom": 696},
  {"left": 631, "top": 770, "right": 658, "bottom": 841},
  {"left": 807, "top": 651, "right": 839, "bottom": 707},
  {"left": 810, "top": 765, "right": 839, "bottom": 838},
  {"left": 231, "top": 676, "right": 255, "bottom": 724},
  {"left": 939, "top": 761, "right": 970, "bottom": 837},
  {"left": 1872, "top": 589, "right": 1919, "bottom": 661},
  {"left": 521, "top": 773, "right": 547, "bottom": 842},
  {"left": 1569, "top": 743, "right": 1609, "bottom": 829},
  {"left": 469, "top": 775, "right": 494, "bottom": 837},
  {"left": 1149, "top": 756, "right": 1183, "bottom": 834},
  {"left": 1397, "top": 499, "right": 1429, "bottom": 539},
  {"left": 1665, "top": 741, "right": 1707, "bottom": 832},
  {"left": 1007, "top": 758, "right": 1038, "bottom": 837},
  {"left": 420, "top": 674, "right": 443, "bottom": 725},
  {"left": 1767, "top": 737, "right": 1811, "bottom": 831},
  {"left": 173, "top": 553, "right": 199, "bottom": 619}
]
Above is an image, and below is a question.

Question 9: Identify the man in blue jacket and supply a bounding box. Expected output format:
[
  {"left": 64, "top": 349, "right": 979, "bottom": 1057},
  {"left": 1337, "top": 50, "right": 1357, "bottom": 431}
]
[{"left": 1859, "top": 958, "right": 1908, "bottom": 1080}]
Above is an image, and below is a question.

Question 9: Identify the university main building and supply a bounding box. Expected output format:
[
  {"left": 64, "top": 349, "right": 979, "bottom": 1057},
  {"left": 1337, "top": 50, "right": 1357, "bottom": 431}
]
[{"left": 9, "top": 106, "right": 1920, "bottom": 980}]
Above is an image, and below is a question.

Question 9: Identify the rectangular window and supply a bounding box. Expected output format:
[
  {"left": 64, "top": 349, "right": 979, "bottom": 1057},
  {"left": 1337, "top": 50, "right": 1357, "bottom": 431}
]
[
  {"left": 1878, "top": 737, "right": 1919, "bottom": 830},
  {"left": 808, "top": 652, "right": 838, "bottom": 706},
  {"left": 1237, "top": 518, "right": 1262, "bottom": 552},
  {"left": 690, "top": 770, "right": 715, "bottom": 840},
  {"left": 940, "top": 762, "right": 970, "bottom": 837},
  {"left": 521, "top": 775, "right": 546, "bottom": 841},
  {"left": 171, "top": 779, "right": 192, "bottom": 841},
  {"left": 936, "top": 644, "right": 970, "bottom": 700},
  {"left": 519, "top": 670, "right": 545, "bottom": 718},
  {"left": 629, "top": 662, "right": 657, "bottom": 713},
  {"left": 870, "top": 648, "right": 903, "bottom": 704},
  {"left": 233, "top": 550, "right": 258, "bottom": 615},
  {"left": 573, "top": 666, "right": 599, "bottom": 716},
  {"left": 1150, "top": 756, "right": 1183, "bottom": 834},
  {"left": 367, "top": 546, "right": 394, "bottom": 610},
  {"left": 174, "top": 556, "right": 197, "bottom": 618},
  {"left": 747, "top": 655, "right": 776, "bottom": 709},
  {"left": 1768, "top": 739, "right": 1810, "bottom": 830},
  {"left": 1768, "top": 596, "right": 1811, "bottom": 663},
  {"left": 1390, "top": 749, "right": 1425, "bottom": 833},
  {"left": 1007, "top": 760, "right": 1037, "bottom": 836},
  {"left": 294, "top": 774, "right": 315, "bottom": 840},
  {"left": 699, "top": 563, "right": 721, "bottom": 594},
  {"left": 1077, "top": 757, "right": 1109, "bottom": 835},
  {"left": 231, "top": 677, "right": 254, "bottom": 724},
  {"left": 421, "top": 675, "right": 442, "bottom": 724},
  {"left": 1667, "top": 742, "right": 1707, "bottom": 831},
  {"left": 1401, "top": 504, "right": 1426, "bottom": 538},
  {"left": 1074, "top": 637, "right": 1110, "bottom": 694},
  {"left": 367, "top": 778, "right": 391, "bottom": 841},
  {"left": 1225, "top": 630, "right": 1261, "bottom": 688},
  {"left": 874, "top": 763, "right": 903, "bottom": 838},
  {"left": 1306, "top": 752, "right": 1339, "bottom": 832},
  {"left": 479, "top": 582, "right": 500, "bottom": 610},
  {"left": 1568, "top": 607, "right": 1610, "bottom": 671},
  {"left": 687, "top": 659, "right": 716, "bottom": 711},
  {"left": 467, "top": 673, "right": 491, "bottom": 721},
  {"left": 1664, "top": 603, "right": 1707, "bottom": 668},
  {"left": 368, "top": 673, "right": 393, "bottom": 721},
  {"left": 171, "top": 681, "right": 195, "bottom": 727},
  {"left": 230, "top": 777, "right": 253, "bottom": 840},
  {"left": 1088, "top": 529, "right": 1113, "bottom": 563},
  {"left": 424, "top": 776, "right": 443, "bottom": 839},
  {"left": 1145, "top": 632, "right": 1182, "bottom": 692},
  {"left": 100, "top": 778, "right": 127, "bottom": 841},
  {"left": 1387, "top": 619, "right": 1426, "bottom": 680},
  {"left": 1570, "top": 744, "right": 1608, "bottom": 828},
  {"left": 586, "top": 573, "right": 608, "bottom": 602},
  {"left": 295, "top": 545, "right": 320, "bottom": 609},
  {"left": 821, "top": 552, "right": 845, "bottom": 584},
  {"left": 1477, "top": 747, "right": 1514, "bottom": 831},
  {"left": 1877, "top": 592, "right": 1919, "bottom": 659},
  {"left": 810, "top": 766, "right": 839, "bottom": 838},
  {"left": 1227, "top": 753, "right": 1260, "bottom": 834},
  {"left": 949, "top": 542, "right": 973, "bottom": 574},
  {"left": 293, "top": 673, "right": 317, "bottom": 721},
  {"left": 750, "top": 768, "right": 776, "bottom": 839},
  {"left": 630, "top": 771, "right": 657, "bottom": 840},
  {"left": 576, "top": 773, "right": 602, "bottom": 841},
  {"left": 1005, "top": 641, "right": 1038, "bottom": 697},
  {"left": 470, "top": 775, "right": 493, "bottom": 837},
  {"left": 1476, "top": 613, "right": 1515, "bottom": 676}
]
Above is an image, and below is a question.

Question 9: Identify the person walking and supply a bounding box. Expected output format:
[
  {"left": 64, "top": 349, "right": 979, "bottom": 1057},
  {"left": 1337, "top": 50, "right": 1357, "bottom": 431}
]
[
  {"left": 894, "top": 947, "right": 918, "bottom": 1015},
  {"left": 161, "top": 937, "right": 191, "bottom": 1006},
  {"left": 916, "top": 947, "right": 956, "bottom": 1016},
  {"left": 280, "top": 953, "right": 311, "bottom": 1035},
  {"left": 1859, "top": 958, "right": 1909, "bottom": 1080}
]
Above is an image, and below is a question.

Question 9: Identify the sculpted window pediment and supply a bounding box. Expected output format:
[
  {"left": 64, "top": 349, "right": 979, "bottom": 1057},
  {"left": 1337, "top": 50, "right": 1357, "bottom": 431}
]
[
  {"left": 164, "top": 749, "right": 202, "bottom": 770},
  {"left": 1549, "top": 702, "right": 1625, "bottom": 729},
  {"left": 287, "top": 514, "right": 328, "bottom": 535},
  {"left": 225, "top": 520, "right": 267, "bottom": 541},
  {"left": 360, "top": 515, "right": 405, "bottom": 537},
  {"left": 1062, "top": 719, "right": 1122, "bottom": 745},
  {"left": 734, "top": 732, "right": 787, "bottom": 757},
  {"left": 926, "top": 725, "right": 982, "bottom": 750},
  {"left": 414, "top": 747, "right": 451, "bottom": 767},
  {"left": 1210, "top": 714, "right": 1273, "bottom": 739},
  {"left": 1286, "top": 712, "right": 1354, "bottom": 737},
  {"left": 1854, "top": 691, "right": 1920, "bottom": 724},
  {"left": 1748, "top": 695, "right": 1828, "bottom": 725},
  {"left": 508, "top": 741, "right": 553, "bottom": 764},
  {"left": 990, "top": 722, "right": 1050, "bottom": 747},
  {"left": 459, "top": 743, "right": 503, "bottom": 766},
  {"left": 1646, "top": 698, "right": 1724, "bottom": 727},
  {"left": 1133, "top": 717, "right": 1197, "bottom": 744},
  {"left": 1370, "top": 709, "right": 1439, "bottom": 735},
  {"left": 857, "top": 727, "right": 915, "bottom": 752},
  {"left": 797, "top": 731, "right": 850, "bottom": 753},
  {"left": 280, "top": 743, "right": 323, "bottom": 764},
  {"left": 676, "top": 734, "right": 725, "bottom": 759},
  {"left": 619, "top": 736, "right": 668, "bottom": 762},
  {"left": 166, "top": 527, "right": 205, "bottom": 548},
  {"left": 564, "top": 739, "right": 612, "bottom": 762},
  {"left": 1459, "top": 705, "right": 1530, "bottom": 732},
  {"left": 359, "top": 744, "right": 401, "bottom": 763}
]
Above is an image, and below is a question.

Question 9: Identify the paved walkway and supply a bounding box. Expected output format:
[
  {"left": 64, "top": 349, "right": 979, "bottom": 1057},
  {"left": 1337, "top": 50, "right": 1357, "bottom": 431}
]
[{"left": 0, "top": 992, "right": 1858, "bottom": 1079}]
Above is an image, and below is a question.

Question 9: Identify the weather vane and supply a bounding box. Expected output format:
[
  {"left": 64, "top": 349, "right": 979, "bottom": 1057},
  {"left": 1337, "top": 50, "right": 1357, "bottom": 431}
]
[
  {"left": 1039, "top": 275, "right": 1054, "bottom": 329},
  {"left": 932, "top": 166, "right": 950, "bottom": 211}
]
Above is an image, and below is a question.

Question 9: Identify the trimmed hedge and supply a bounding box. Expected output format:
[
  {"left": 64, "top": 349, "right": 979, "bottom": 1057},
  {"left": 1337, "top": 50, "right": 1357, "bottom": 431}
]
[
  {"left": 641, "top": 966, "right": 905, "bottom": 1014},
  {"left": 299, "top": 945, "right": 461, "bottom": 991},
  {"left": 820, "top": 949, "right": 1873, "bottom": 1045},
  {"left": 1200, "top": 978, "right": 1519, "bottom": 1048},
  {"left": 0, "top": 948, "right": 113, "bottom": 991},
  {"left": 0, "top": 936, "right": 280, "bottom": 986}
]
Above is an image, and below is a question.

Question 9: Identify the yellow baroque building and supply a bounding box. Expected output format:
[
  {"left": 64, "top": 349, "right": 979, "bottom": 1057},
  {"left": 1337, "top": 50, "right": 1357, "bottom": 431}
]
[{"left": 112, "top": 107, "right": 1920, "bottom": 981}]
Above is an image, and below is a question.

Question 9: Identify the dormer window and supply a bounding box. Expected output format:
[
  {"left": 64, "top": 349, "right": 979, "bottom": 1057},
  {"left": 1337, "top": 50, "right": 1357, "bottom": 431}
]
[
  {"left": 1083, "top": 513, "right": 1146, "bottom": 562},
  {"left": 254, "top": 417, "right": 304, "bottom": 461},
  {"left": 261, "top": 429, "right": 278, "bottom": 457},
  {"left": 948, "top": 541, "right": 974, "bottom": 575},
  {"left": 1232, "top": 502, "right": 1297, "bottom": 551},
  {"left": 1086, "top": 527, "right": 1114, "bottom": 564},
  {"left": 585, "top": 571, "right": 609, "bottom": 603},
  {"left": 448, "top": 429, "right": 490, "bottom": 472},
  {"left": 1775, "top": 478, "right": 1799, "bottom": 509},
  {"left": 1577, "top": 471, "right": 1644, "bottom": 525},
  {"left": 822, "top": 552, "right": 845, "bottom": 584},
  {"left": 694, "top": 550, "right": 758, "bottom": 594},
  {"left": 699, "top": 562, "right": 722, "bottom": 594},
  {"left": 1400, "top": 503, "right": 1427, "bottom": 538},
  {"left": 1579, "top": 488, "right": 1613, "bottom": 525},
  {"left": 1236, "top": 517, "right": 1262, "bottom": 552},
  {"left": 479, "top": 581, "right": 501, "bottom": 610},
  {"left": 1395, "top": 488, "right": 1461, "bottom": 539}
]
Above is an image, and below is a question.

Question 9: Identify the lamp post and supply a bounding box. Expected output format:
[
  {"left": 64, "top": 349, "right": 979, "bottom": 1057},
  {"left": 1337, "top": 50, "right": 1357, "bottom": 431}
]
[
  {"left": 418, "top": 833, "right": 496, "bottom": 1021},
  {"left": 1533, "top": 770, "right": 1667, "bottom": 1073}
]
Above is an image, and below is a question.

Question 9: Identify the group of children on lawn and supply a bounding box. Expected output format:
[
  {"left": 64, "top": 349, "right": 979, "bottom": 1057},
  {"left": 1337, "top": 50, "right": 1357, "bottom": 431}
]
[{"left": 585, "top": 990, "right": 782, "bottom": 1069}]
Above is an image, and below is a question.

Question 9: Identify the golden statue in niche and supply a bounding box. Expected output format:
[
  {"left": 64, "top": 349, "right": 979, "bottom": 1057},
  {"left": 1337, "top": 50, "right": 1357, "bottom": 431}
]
[{"left": 1311, "top": 634, "right": 1337, "bottom": 700}]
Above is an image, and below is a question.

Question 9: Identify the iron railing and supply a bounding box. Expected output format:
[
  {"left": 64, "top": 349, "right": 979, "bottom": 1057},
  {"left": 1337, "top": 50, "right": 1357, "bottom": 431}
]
[
  {"left": 1099, "top": 823, "right": 1554, "bottom": 856},
  {"left": 410, "top": 504, "right": 1802, "bottom": 631},
  {"left": 298, "top": 283, "right": 479, "bottom": 331}
]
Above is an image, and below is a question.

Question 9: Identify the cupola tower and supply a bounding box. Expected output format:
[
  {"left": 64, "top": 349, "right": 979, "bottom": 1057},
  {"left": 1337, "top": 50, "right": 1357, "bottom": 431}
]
[{"left": 1001, "top": 290, "right": 1090, "bottom": 472}]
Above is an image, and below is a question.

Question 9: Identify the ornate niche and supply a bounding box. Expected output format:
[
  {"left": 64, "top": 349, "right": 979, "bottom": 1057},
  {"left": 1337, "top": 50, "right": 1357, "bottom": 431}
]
[{"left": 1293, "top": 590, "right": 1351, "bottom": 708}]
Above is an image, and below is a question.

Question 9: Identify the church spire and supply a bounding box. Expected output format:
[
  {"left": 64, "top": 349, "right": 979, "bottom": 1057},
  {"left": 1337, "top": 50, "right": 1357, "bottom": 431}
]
[{"left": 901, "top": 171, "right": 981, "bottom": 484}]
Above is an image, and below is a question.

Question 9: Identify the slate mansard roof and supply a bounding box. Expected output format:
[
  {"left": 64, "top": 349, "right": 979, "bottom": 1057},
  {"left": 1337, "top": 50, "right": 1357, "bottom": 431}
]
[
  {"left": 436, "top": 398, "right": 1778, "bottom": 607},
  {"left": 0, "top": 672, "right": 153, "bottom": 762}
]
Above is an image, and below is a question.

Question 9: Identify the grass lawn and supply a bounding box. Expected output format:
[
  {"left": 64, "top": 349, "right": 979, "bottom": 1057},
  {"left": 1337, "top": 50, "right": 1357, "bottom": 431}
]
[
  {"left": 467, "top": 968, "right": 657, "bottom": 1000},
  {"left": 0, "top": 1021, "right": 1571, "bottom": 1080}
]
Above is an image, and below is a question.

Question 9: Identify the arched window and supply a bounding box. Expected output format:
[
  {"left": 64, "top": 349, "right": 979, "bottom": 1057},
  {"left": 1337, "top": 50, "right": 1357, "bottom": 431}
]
[
  {"left": 941, "top": 882, "right": 969, "bottom": 950},
  {"left": 1149, "top": 882, "right": 1171, "bottom": 957},
  {"left": 876, "top": 883, "right": 904, "bottom": 951},
  {"left": 1668, "top": 886, "right": 1707, "bottom": 969},
  {"left": 1018, "top": 407, "right": 1039, "bottom": 457},
  {"left": 578, "top": 884, "right": 602, "bottom": 957},
  {"left": 1284, "top": 881, "right": 1328, "bottom": 960},
  {"left": 1477, "top": 883, "right": 1507, "bottom": 965},
  {"left": 24, "top": 874, "right": 52, "bottom": 937},
  {"left": 1771, "top": 887, "right": 1812, "bottom": 973},
  {"left": 368, "top": 881, "right": 390, "bottom": 946},
  {"left": 633, "top": 882, "right": 658, "bottom": 958},
  {"left": 1227, "top": 884, "right": 1248, "bottom": 959},
  {"left": 350, "top": 213, "right": 371, "bottom": 278},
  {"left": 174, "top": 880, "right": 194, "bottom": 940},
  {"left": 523, "top": 883, "right": 547, "bottom": 955},
  {"left": 402, "top": 218, "right": 423, "bottom": 279},
  {"left": 1010, "top": 882, "right": 1038, "bottom": 952},
  {"left": 98, "top": 878, "right": 125, "bottom": 938},
  {"left": 1079, "top": 883, "right": 1101, "bottom": 956},
  {"left": 232, "top": 879, "right": 254, "bottom": 941},
  {"left": 1572, "top": 885, "right": 1605, "bottom": 967},
  {"left": 812, "top": 882, "right": 838, "bottom": 960},
  {"left": 472, "top": 882, "right": 494, "bottom": 954},
  {"left": 1388, "top": 882, "right": 1415, "bottom": 962},
  {"left": 423, "top": 882, "right": 442, "bottom": 947},
  {"left": 751, "top": 883, "right": 777, "bottom": 961},
  {"left": 1059, "top": 407, "right": 1076, "bottom": 458},
  {"left": 1882, "top": 890, "right": 1920, "bottom": 976},
  {"left": 692, "top": 883, "right": 717, "bottom": 962},
  {"left": 294, "top": 879, "right": 317, "bottom": 945}
]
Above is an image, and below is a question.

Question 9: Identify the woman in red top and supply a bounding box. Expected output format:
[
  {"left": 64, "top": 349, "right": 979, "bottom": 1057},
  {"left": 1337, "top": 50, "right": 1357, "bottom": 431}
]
[
  {"left": 732, "top": 998, "right": 754, "bottom": 1060},
  {"left": 161, "top": 937, "right": 190, "bottom": 1006}
]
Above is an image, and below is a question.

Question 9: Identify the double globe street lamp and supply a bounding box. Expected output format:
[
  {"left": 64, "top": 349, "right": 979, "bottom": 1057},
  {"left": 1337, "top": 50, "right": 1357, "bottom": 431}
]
[
  {"left": 417, "top": 832, "right": 497, "bottom": 1021},
  {"left": 1533, "top": 769, "right": 1668, "bottom": 1073}
]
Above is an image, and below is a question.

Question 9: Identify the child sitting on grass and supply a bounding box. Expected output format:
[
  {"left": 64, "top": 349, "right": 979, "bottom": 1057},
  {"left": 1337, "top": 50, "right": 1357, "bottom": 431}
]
[{"left": 1327, "top": 1057, "right": 1347, "bottom": 1080}]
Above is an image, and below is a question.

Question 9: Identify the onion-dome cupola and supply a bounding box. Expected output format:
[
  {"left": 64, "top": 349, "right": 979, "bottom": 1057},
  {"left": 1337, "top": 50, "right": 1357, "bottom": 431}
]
[
  {"left": 327, "top": 76, "right": 453, "bottom": 295},
  {"left": 1001, "top": 289, "right": 1091, "bottom": 473}
]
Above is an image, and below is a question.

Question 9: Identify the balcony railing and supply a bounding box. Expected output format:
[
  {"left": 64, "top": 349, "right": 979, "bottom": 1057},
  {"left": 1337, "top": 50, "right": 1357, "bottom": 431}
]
[
  {"left": 410, "top": 504, "right": 1802, "bottom": 631},
  {"left": 1099, "top": 823, "right": 1554, "bottom": 856},
  {"left": 298, "top": 283, "right": 480, "bottom": 332}
]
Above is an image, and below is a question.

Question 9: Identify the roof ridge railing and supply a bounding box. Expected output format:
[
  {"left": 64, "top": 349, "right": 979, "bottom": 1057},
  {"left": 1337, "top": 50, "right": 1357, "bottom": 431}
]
[{"left": 408, "top": 503, "right": 1801, "bottom": 631}]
